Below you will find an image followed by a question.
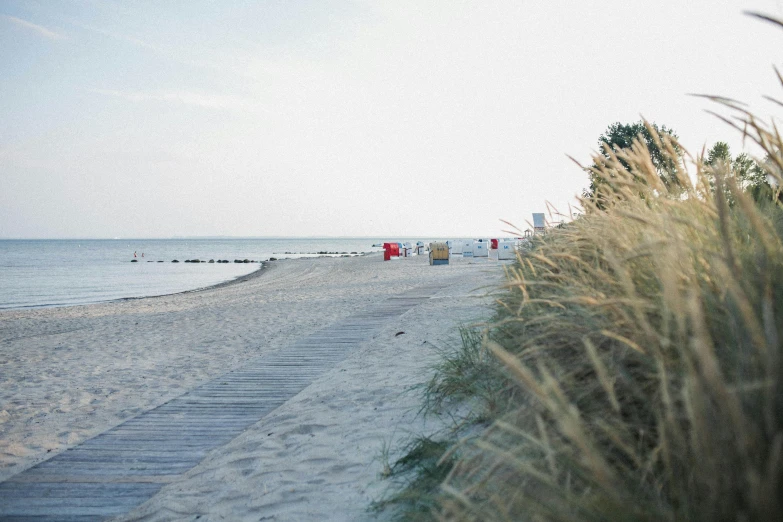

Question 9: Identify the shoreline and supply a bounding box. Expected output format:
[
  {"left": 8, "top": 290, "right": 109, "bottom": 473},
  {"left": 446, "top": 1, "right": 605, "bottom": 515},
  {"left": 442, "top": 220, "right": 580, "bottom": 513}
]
[
  {"left": 114, "top": 261, "right": 271, "bottom": 304},
  {"left": 0, "top": 237, "right": 385, "bottom": 311},
  {"left": 0, "top": 264, "right": 270, "bottom": 312},
  {"left": 115, "top": 253, "right": 376, "bottom": 306},
  {"left": 0, "top": 253, "right": 503, "bottom": 519},
  {"left": 0, "top": 254, "right": 373, "bottom": 312}
]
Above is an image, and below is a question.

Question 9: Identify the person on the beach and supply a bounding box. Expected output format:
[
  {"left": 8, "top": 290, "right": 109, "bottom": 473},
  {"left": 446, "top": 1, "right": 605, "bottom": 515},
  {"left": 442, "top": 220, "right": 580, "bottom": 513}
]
[{"left": 134, "top": 251, "right": 137, "bottom": 258}]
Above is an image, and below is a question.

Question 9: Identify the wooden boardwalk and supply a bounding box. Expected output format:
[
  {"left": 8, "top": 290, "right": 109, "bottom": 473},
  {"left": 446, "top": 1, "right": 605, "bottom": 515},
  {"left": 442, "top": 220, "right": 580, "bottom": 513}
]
[{"left": 0, "top": 283, "right": 450, "bottom": 521}]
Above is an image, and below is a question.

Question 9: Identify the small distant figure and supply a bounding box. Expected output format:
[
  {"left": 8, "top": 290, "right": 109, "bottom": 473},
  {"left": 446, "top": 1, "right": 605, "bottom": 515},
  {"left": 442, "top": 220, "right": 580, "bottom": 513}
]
[
  {"left": 142, "top": 252, "right": 144, "bottom": 257},
  {"left": 134, "top": 251, "right": 137, "bottom": 258}
]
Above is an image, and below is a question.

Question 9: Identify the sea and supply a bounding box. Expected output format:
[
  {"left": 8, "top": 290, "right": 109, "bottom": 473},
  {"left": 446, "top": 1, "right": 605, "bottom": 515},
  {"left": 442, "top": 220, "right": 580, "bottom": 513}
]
[{"left": 0, "top": 238, "right": 388, "bottom": 310}]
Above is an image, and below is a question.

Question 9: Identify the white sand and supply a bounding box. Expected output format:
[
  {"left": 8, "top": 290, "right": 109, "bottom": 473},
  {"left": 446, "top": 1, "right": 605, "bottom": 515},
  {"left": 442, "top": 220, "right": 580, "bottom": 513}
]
[{"left": 0, "top": 253, "right": 504, "bottom": 520}]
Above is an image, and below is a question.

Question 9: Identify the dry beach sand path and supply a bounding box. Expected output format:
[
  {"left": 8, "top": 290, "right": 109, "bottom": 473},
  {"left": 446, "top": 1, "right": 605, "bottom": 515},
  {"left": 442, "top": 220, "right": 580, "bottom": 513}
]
[{"left": 0, "top": 253, "right": 503, "bottom": 520}]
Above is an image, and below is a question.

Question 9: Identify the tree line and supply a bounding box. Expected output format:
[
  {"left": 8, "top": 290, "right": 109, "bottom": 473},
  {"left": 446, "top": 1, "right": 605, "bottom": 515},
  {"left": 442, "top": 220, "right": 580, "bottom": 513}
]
[{"left": 584, "top": 120, "right": 781, "bottom": 206}]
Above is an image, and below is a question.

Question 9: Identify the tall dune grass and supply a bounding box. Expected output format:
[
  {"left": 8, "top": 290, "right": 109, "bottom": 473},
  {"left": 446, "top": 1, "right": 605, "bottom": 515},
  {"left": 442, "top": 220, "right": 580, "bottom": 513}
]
[{"left": 427, "top": 103, "right": 783, "bottom": 519}]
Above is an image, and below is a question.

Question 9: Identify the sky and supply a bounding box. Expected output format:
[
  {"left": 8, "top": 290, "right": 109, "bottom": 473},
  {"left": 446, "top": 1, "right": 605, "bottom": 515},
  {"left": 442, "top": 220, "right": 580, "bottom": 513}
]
[{"left": 2, "top": 0, "right": 783, "bottom": 239}]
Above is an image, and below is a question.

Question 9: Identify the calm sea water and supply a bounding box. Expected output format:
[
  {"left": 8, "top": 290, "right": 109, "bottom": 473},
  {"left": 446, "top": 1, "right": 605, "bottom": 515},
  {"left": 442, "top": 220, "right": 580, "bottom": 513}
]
[{"left": 0, "top": 238, "right": 384, "bottom": 309}]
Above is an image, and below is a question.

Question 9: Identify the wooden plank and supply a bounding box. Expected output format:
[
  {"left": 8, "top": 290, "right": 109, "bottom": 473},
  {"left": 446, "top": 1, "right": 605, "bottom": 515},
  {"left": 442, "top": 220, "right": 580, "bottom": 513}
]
[
  {"left": 0, "top": 483, "right": 159, "bottom": 492},
  {"left": 124, "top": 415, "right": 257, "bottom": 421},
  {"left": 60, "top": 445, "right": 207, "bottom": 455},
  {"left": 80, "top": 436, "right": 219, "bottom": 445},
  {"left": 2, "top": 493, "right": 146, "bottom": 506},
  {"left": 22, "top": 466, "right": 195, "bottom": 477},
  {"left": 4, "top": 474, "right": 181, "bottom": 484},
  {"left": 50, "top": 453, "right": 204, "bottom": 463},
  {"left": 112, "top": 422, "right": 258, "bottom": 428},
  {"left": 28, "top": 458, "right": 198, "bottom": 470},
  {"left": 73, "top": 444, "right": 214, "bottom": 452},
  {"left": 0, "top": 503, "right": 142, "bottom": 516},
  {"left": 80, "top": 436, "right": 235, "bottom": 445},
  {"left": 109, "top": 421, "right": 254, "bottom": 428},
  {"left": 3, "top": 515, "right": 106, "bottom": 522}
]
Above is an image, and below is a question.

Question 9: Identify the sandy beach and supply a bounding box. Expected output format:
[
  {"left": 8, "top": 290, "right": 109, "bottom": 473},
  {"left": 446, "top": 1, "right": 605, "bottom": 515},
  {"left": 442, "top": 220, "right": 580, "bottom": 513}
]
[{"left": 0, "top": 253, "right": 503, "bottom": 520}]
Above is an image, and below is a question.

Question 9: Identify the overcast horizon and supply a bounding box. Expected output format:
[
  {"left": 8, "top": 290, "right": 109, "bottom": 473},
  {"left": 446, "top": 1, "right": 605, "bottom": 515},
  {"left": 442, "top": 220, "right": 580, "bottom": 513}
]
[{"left": 3, "top": 1, "right": 783, "bottom": 239}]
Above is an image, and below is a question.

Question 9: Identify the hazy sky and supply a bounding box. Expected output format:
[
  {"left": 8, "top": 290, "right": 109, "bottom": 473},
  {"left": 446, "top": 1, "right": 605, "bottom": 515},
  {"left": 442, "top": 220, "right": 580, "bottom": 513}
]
[{"left": 2, "top": 1, "right": 783, "bottom": 239}]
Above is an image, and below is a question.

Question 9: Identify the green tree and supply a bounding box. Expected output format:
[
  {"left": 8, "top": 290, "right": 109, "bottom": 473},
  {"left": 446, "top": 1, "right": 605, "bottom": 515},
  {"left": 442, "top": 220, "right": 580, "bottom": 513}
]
[
  {"left": 706, "top": 141, "right": 731, "bottom": 166},
  {"left": 743, "top": 154, "right": 780, "bottom": 202},
  {"left": 585, "top": 121, "right": 680, "bottom": 202},
  {"left": 703, "top": 142, "right": 778, "bottom": 204},
  {"left": 704, "top": 141, "right": 736, "bottom": 206}
]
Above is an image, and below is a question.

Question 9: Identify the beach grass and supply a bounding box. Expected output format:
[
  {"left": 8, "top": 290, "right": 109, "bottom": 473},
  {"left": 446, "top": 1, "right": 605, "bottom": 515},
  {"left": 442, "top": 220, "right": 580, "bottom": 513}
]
[
  {"left": 372, "top": 436, "right": 459, "bottom": 521},
  {"left": 421, "top": 327, "right": 510, "bottom": 425},
  {"left": 377, "top": 65, "right": 783, "bottom": 520}
]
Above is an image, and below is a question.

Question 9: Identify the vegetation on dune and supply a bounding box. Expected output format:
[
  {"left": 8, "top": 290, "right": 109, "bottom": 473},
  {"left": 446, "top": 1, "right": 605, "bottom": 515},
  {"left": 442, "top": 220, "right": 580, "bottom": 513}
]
[
  {"left": 437, "top": 145, "right": 783, "bottom": 521},
  {"left": 376, "top": 23, "right": 783, "bottom": 521},
  {"left": 372, "top": 436, "right": 459, "bottom": 521}
]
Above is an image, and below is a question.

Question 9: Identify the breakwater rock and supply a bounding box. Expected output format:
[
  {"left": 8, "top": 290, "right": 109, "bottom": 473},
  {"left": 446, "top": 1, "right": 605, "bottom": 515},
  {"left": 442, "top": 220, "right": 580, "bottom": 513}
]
[{"left": 133, "top": 258, "right": 265, "bottom": 264}]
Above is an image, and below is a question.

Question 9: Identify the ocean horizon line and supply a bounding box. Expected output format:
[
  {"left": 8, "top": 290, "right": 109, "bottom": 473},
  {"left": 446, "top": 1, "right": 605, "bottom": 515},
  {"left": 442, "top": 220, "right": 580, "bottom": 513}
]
[{"left": 0, "top": 235, "right": 490, "bottom": 241}]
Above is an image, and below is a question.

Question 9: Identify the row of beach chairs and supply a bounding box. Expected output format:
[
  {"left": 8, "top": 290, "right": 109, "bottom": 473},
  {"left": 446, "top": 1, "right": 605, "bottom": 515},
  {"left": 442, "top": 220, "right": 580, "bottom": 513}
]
[
  {"left": 383, "top": 239, "right": 525, "bottom": 262},
  {"left": 446, "top": 239, "right": 524, "bottom": 260}
]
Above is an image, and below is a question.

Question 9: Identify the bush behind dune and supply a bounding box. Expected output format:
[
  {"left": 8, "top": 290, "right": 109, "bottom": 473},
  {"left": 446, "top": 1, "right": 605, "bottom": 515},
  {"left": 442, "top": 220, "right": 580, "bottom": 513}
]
[{"left": 427, "top": 107, "right": 783, "bottom": 519}]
